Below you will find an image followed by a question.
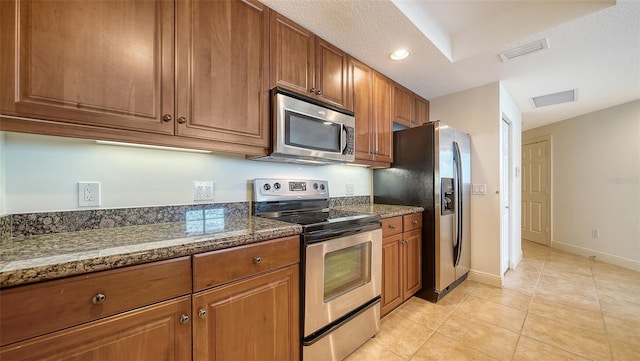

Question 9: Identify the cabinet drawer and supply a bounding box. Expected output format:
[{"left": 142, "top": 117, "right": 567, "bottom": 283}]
[
  {"left": 0, "top": 257, "right": 191, "bottom": 346},
  {"left": 403, "top": 213, "right": 422, "bottom": 231},
  {"left": 193, "top": 236, "right": 300, "bottom": 292},
  {"left": 381, "top": 217, "right": 403, "bottom": 237}
]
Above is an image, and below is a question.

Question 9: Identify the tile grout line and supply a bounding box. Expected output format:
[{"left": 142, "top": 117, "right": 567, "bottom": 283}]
[
  {"left": 590, "top": 256, "right": 616, "bottom": 361},
  {"left": 507, "top": 248, "right": 547, "bottom": 360}
]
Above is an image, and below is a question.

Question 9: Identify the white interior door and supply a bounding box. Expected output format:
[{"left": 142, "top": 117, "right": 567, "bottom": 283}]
[
  {"left": 521, "top": 139, "right": 550, "bottom": 245},
  {"left": 500, "top": 118, "right": 512, "bottom": 274}
]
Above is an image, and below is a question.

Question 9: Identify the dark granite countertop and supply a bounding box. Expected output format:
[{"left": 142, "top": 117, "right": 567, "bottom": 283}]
[
  {"left": 334, "top": 204, "right": 424, "bottom": 218},
  {"left": 0, "top": 215, "right": 301, "bottom": 289},
  {"left": 0, "top": 204, "right": 422, "bottom": 289}
]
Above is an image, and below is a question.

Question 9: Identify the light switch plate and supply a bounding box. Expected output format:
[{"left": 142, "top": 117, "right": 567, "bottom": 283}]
[
  {"left": 345, "top": 183, "right": 354, "bottom": 196},
  {"left": 472, "top": 184, "right": 487, "bottom": 195}
]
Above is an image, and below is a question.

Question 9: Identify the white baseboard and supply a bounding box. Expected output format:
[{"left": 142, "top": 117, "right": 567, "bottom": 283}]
[
  {"left": 467, "top": 269, "right": 503, "bottom": 288},
  {"left": 551, "top": 240, "right": 640, "bottom": 272}
]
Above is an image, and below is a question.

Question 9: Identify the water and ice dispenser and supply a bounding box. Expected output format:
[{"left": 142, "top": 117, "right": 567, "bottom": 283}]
[{"left": 441, "top": 178, "right": 455, "bottom": 215}]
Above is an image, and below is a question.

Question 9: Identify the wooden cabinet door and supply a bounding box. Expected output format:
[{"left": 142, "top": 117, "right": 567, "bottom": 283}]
[
  {"left": 372, "top": 71, "right": 393, "bottom": 163},
  {"left": 403, "top": 229, "right": 422, "bottom": 299},
  {"left": 393, "top": 84, "right": 414, "bottom": 128},
  {"left": 0, "top": 0, "right": 174, "bottom": 134},
  {"left": 315, "top": 38, "right": 348, "bottom": 108},
  {"left": 176, "top": 0, "right": 269, "bottom": 149},
  {"left": 193, "top": 264, "right": 299, "bottom": 361},
  {"left": 415, "top": 96, "right": 430, "bottom": 126},
  {"left": 0, "top": 297, "right": 192, "bottom": 361},
  {"left": 381, "top": 233, "right": 403, "bottom": 317},
  {"left": 348, "top": 57, "right": 374, "bottom": 162},
  {"left": 270, "top": 12, "right": 314, "bottom": 96}
]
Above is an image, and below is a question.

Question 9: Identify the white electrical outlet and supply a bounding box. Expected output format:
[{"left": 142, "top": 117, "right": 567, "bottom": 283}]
[
  {"left": 592, "top": 228, "right": 600, "bottom": 238},
  {"left": 78, "top": 182, "right": 101, "bottom": 207},
  {"left": 345, "top": 183, "right": 354, "bottom": 196},
  {"left": 194, "top": 181, "right": 215, "bottom": 201}
]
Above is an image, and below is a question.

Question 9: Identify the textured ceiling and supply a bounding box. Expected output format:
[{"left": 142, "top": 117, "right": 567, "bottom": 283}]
[{"left": 259, "top": 0, "right": 640, "bottom": 130}]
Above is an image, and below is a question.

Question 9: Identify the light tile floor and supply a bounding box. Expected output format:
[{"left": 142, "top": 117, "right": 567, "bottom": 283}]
[{"left": 345, "top": 240, "right": 640, "bottom": 361}]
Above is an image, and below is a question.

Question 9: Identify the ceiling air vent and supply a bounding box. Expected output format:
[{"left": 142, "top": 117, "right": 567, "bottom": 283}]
[
  {"left": 532, "top": 89, "right": 577, "bottom": 108},
  {"left": 499, "top": 39, "right": 549, "bottom": 62}
]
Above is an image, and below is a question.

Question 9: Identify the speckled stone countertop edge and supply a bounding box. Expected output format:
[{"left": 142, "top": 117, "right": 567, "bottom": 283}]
[
  {"left": 0, "top": 203, "right": 420, "bottom": 289},
  {"left": 0, "top": 222, "right": 302, "bottom": 289}
]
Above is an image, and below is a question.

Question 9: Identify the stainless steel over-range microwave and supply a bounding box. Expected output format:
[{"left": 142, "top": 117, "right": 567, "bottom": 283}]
[{"left": 251, "top": 88, "right": 355, "bottom": 164}]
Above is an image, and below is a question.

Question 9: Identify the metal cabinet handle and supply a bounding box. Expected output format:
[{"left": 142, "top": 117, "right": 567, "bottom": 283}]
[
  {"left": 412, "top": 220, "right": 418, "bottom": 224},
  {"left": 390, "top": 225, "right": 396, "bottom": 229},
  {"left": 310, "top": 88, "right": 316, "bottom": 93},
  {"left": 179, "top": 314, "right": 190, "bottom": 324},
  {"left": 92, "top": 293, "right": 106, "bottom": 305},
  {"left": 177, "top": 117, "right": 187, "bottom": 124},
  {"left": 315, "top": 90, "right": 322, "bottom": 95},
  {"left": 198, "top": 309, "right": 207, "bottom": 319},
  {"left": 162, "top": 114, "right": 172, "bottom": 122},
  {"left": 254, "top": 256, "right": 262, "bottom": 264}
]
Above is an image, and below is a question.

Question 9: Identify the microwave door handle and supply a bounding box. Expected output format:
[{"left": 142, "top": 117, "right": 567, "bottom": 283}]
[{"left": 342, "top": 126, "right": 348, "bottom": 154}]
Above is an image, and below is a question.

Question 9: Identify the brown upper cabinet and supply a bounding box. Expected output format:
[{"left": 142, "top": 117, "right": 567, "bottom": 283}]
[
  {"left": 270, "top": 12, "right": 348, "bottom": 109},
  {"left": 414, "top": 95, "right": 430, "bottom": 127},
  {"left": 175, "top": 0, "right": 270, "bottom": 149},
  {"left": 393, "top": 83, "right": 430, "bottom": 128},
  {"left": 347, "top": 56, "right": 392, "bottom": 166},
  {"left": 0, "top": 0, "right": 270, "bottom": 155},
  {"left": 0, "top": 0, "right": 175, "bottom": 134},
  {"left": 393, "top": 84, "right": 414, "bottom": 128}
]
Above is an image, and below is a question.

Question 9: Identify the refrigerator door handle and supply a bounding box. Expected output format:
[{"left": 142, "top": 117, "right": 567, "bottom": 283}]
[{"left": 453, "top": 141, "right": 463, "bottom": 267}]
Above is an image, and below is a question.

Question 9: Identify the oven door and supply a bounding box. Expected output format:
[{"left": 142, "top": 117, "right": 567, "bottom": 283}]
[{"left": 304, "top": 227, "right": 382, "bottom": 337}]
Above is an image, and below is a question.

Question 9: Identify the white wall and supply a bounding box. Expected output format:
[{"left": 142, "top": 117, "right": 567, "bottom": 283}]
[
  {"left": 500, "top": 84, "right": 523, "bottom": 271},
  {"left": 0, "top": 131, "right": 6, "bottom": 215},
  {"left": 430, "top": 82, "right": 505, "bottom": 286},
  {"left": 4, "top": 132, "right": 371, "bottom": 214},
  {"left": 523, "top": 100, "right": 640, "bottom": 271}
]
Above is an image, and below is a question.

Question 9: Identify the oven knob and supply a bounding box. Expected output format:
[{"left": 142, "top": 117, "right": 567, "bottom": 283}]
[
  {"left": 274, "top": 182, "right": 281, "bottom": 190},
  {"left": 313, "top": 183, "right": 318, "bottom": 190},
  {"left": 319, "top": 184, "right": 325, "bottom": 191},
  {"left": 263, "top": 183, "right": 271, "bottom": 191}
]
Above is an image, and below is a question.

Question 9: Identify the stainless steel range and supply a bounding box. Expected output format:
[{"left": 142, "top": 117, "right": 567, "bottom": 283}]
[{"left": 253, "top": 178, "right": 382, "bottom": 361}]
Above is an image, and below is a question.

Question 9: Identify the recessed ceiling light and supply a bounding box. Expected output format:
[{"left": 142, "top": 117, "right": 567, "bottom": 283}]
[{"left": 390, "top": 49, "right": 410, "bottom": 60}]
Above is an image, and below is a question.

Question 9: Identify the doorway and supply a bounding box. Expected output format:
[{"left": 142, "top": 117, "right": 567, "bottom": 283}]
[
  {"left": 521, "top": 137, "right": 550, "bottom": 246},
  {"left": 500, "top": 117, "right": 512, "bottom": 274}
]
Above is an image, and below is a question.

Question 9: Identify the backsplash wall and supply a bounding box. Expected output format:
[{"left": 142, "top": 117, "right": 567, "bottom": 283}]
[{"left": 3, "top": 132, "right": 372, "bottom": 214}]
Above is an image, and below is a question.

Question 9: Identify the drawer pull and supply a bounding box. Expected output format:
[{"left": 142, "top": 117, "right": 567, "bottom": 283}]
[
  {"left": 390, "top": 225, "right": 396, "bottom": 229},
  {"left": 198, "top": 309, "right": 207, "bottom": 319},
  {"left": 179, "top": 314, "right": 190, "bottom": 324},
  {"left": 91, "top": 293, "right": 106, "bottom": 305},
  {"left": 162, "top": 114, "right": 172, "bottom": 122},
  {"left": 412, "top": 220, "right": 418, "bottom": 224},
  {"left": 254, "top": 256, "right": 262, "bottom": 264},
  {"left": 177, "top": 116, "right": 187, "bottom": 124}
]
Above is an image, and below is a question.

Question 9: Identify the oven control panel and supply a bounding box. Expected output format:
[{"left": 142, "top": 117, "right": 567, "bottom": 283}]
[{"left": 253, "top": 178, "right": 329, "bottom": 202}]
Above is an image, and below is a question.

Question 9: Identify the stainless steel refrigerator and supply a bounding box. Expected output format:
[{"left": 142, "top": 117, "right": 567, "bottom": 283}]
[{"left": 373, "top": 121, "right": 471, "bottom": 302}]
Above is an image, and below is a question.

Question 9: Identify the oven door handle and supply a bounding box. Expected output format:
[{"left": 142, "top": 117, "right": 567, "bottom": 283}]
[{"left": 303, "top": 223, "right": 381, "bottom": 244}]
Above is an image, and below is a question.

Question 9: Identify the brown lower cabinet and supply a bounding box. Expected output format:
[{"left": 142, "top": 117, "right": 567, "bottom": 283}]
[
  {"left": 381, "top": 213, "right": 422, "bottom": 317},
  {"left": 193, "top": 264, "right": 299, "bottom": 361},
  {"left": 0, "top": 296, "right": 192, "bottom": 361},
  {"left": 0, "top": 236, "right": 300, "bottom": 361}
]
